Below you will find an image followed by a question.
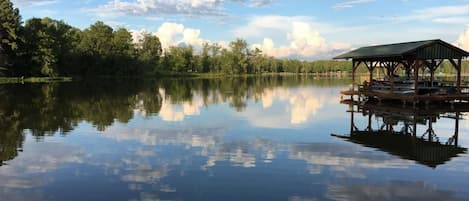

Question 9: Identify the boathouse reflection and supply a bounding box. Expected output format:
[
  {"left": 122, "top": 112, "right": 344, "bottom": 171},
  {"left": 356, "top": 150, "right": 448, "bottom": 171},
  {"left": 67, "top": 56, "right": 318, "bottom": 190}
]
[{"left": 333, "top": 101, "right": 467, "bottom": 168}]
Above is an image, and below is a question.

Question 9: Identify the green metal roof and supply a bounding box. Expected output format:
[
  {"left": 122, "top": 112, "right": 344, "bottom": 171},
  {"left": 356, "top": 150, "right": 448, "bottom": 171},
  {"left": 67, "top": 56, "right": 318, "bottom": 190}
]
[{"left": 334, "top": 39, "right": 469, "bottom": 60}]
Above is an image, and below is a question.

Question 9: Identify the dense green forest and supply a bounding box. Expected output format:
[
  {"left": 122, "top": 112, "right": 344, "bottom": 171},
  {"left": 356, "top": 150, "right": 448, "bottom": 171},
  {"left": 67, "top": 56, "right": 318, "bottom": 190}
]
[
  {"left": 1, "top": 0, "right": 468, "bottom": 78},
  {"left": 0, "top": 0, "right": 353, "bottom": 78}
]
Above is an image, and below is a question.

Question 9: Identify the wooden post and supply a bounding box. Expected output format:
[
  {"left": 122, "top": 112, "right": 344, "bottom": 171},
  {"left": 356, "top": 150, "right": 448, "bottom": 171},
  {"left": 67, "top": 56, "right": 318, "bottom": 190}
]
[
  {"left": 432, "top": 59, "right": 443, "bottom": 87},
  {"left": 405, "top": 61, "right": 411, "bottom": 79},
  {"left": 414, "top": 60, "right": 420, "bottom": 96},
  {"left": 388, "top": 61, "right": 398, "bottom": 95},
  {"left": 352, "top": 60, "right": 356, "bottom": 92},
  {"left": 458, "top": 59, "right": 462, "bottom": 94},
  {"left": 455, "top": 112, "right": 460, "bottom": 147},
  {"left": 430, "top": 59, "right": 435, "bottom": 88},
  {"left": 404, "top": 123, "right": 409, "bottom": 135},
  {"left": 449, "top": 59, "right": 462, "bottom": 94},
  {"left": 428, "top": 118, "right": 433, "bottom": 142},
  {"left": 388, "top": 62, "right": 395, "bottom": 94},
  {"left": 350, "top": 105, "right": 355, "bottom": 134},
  {"left": 368, "top": 113, "right": 372, "bottom": 133},
  {"left": 364, "top": 61, "right": 377, "bottom": 92},
  {"left": 413, "top": 113, "right": 417, "bottom": 138},
  {"left": 368, "top": 62, "right": 374, "bottom": 87}
]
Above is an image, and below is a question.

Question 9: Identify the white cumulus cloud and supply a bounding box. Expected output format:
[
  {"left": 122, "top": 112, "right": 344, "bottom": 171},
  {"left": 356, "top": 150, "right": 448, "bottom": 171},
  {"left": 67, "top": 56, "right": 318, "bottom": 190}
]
[
  {"left": 456, "top": 28, "right": 469, "bottom": 52},
  {"left": 239, "top": 16, "right": 352, "bottom": 59},
  {"left": 132, "top": 17, "right": 352, "bottom": 59},
  {"left": 131, "top": 22, "right": 226, "bottom": 51}
]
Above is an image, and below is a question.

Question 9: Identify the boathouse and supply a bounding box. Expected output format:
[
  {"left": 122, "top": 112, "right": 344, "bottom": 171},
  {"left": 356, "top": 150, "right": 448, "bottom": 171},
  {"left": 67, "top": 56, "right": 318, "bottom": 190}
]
[{"left": 334, "top": 39, "right": 469, "bottom": 103}]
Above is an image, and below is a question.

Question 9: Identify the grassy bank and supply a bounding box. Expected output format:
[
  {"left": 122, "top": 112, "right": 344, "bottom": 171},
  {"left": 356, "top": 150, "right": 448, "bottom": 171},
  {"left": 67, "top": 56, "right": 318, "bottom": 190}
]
[
  {"left": 0, "top": 77, "right": 72, "bottom": 84},
  {"left": 2, "top": 71, "right": 468, "bottom": 85}
]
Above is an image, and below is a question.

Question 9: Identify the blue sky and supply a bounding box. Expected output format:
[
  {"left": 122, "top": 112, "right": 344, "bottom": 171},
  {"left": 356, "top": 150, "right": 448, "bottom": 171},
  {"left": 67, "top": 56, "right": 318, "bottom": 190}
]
[{"left": 12, "top": 0, "right": 469, "bottom": 59}]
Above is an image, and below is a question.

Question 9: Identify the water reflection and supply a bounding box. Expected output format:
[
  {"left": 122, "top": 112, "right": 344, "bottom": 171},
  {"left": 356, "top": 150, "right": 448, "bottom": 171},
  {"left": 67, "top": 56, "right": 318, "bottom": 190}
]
[
  {"left": 326, "top": 181, "right": 468, "bottom": 201},
  {"left": 0, "top": 77, "right": 468, "bottom": 201},
  {"left": 240, "top": 87, "right": 340, "bottom": 128},
  {"left": 1, "top": 78, "right": 342, "bottom": 164},
  {"left": 335, "top": 101, "right": 468, "bottom": 168},
  {"left": 288, "top": 142, "right": 414, "bottom": 177}
]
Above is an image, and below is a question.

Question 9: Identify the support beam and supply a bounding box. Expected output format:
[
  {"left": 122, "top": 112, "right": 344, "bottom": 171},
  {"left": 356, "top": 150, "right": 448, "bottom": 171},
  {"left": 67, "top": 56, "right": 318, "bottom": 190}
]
[
  {"left": 428, "top": 117, "right": 433, "bottom": 142},
  {"left": 367, "top": 114, "right": 372, "bottom": 133},
  {"left": 414, "top": 60, "right": 421, "bottom": 96},
  {"left": 370, "top": 68, "right": 373, "bottom": 90},
  {"left": 424, "top": 59, "right": 443, "bottom": 88},
  {"left": 364, "top": 61, "right": 378, "bottom": 91},
  {"left": 455, "top": 112, "right": 459, "bottom": 147},
  {"left": 426, "top": 60, "right": 435, "bottom": 87},
  {"left": 458, "top": 59, "right": 462, "bottom": 94},
  {"left": 449, "top": 59, "right": 462, "bottom": 94},
  {"left": 350, "top": 105, "right": 355, "bottom": 134},
  {"left": 402, "top": 60, "right": 412, "bottom": 79},
  {"left": 351, "top": 60, "right": 362, "bottom": 92},
  {"left": 404, "top": 123, "right": 409, "bottom": 135},
  {"left": 385, "top": 61, "right": 399, "bottom": 94},
  {"left": 352, "top": 60, "right": 356, "bottom": 92}
]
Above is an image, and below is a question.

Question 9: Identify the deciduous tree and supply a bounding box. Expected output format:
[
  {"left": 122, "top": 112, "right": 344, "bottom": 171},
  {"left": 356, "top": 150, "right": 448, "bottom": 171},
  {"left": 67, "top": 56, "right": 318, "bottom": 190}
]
[{"left": 0, "top": 0, "right": 21, "bottom": 75}]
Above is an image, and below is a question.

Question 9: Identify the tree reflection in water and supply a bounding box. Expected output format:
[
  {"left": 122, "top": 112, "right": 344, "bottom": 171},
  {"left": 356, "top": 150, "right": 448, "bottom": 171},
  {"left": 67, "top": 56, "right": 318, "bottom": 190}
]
[
  {"left": 0, "top": 77, "right": 349, "bottom": 165},
  {"left": 0, "top": 77, "right": 468, "bottom": 201}
]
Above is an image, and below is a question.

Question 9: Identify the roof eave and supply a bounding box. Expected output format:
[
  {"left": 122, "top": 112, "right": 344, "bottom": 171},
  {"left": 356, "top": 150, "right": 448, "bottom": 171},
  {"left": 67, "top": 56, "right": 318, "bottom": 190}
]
[{"left": 333, "top": 54, "right": 406, "bottom": 60}]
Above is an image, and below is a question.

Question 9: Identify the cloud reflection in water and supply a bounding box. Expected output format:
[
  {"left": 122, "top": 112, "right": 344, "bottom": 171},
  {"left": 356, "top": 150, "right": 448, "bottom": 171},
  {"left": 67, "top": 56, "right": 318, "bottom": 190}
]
[
  {"left": 326, "top": 181, "right": 468, "bottom": 201},
  {"left": 0, "top": 79, "right": 468, "bottom": 201}
]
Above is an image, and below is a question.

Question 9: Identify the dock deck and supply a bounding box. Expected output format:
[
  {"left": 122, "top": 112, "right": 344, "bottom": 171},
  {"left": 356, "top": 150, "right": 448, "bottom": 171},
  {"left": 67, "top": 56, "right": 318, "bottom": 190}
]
[{"left": 341, "top": 86, "right": 469, "bottom": 103}]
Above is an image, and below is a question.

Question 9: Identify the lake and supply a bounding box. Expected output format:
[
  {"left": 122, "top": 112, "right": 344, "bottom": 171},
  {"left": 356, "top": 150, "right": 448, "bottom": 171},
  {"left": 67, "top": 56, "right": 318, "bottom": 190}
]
[{"left": 0, "top": 77, "right": 468, "bottom": 201}]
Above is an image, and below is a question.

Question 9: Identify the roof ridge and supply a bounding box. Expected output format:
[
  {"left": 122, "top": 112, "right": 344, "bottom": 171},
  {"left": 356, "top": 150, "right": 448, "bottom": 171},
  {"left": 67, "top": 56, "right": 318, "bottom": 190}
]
[
  {"left": 333, "top": 39, "right": 469, "bottom": 60},
  {"left": 361, "top": 39, "right": 440, "bottom": 48}
]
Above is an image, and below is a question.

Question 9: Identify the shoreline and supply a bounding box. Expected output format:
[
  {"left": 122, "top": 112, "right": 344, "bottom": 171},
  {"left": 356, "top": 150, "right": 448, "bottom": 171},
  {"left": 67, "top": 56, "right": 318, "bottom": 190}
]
[
  {"left": 0, "top": 77, "right": 73, "bottom": 84},
  {"left": 1, "top": 72, "right": 468, "bottom": 84}
]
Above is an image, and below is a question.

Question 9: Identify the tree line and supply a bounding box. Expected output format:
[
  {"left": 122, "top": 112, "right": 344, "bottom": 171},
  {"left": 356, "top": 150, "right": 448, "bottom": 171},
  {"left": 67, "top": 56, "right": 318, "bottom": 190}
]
[
  {"left": 2, "top": 0, "right": 467, "bottom": 78},
  {"left": 0, "top": 0, "right": 354, "bottom": 78}
]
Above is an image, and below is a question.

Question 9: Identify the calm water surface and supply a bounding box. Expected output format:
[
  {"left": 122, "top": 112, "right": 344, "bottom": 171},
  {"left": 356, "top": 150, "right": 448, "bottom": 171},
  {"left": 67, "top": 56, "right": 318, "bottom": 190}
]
[{"left": 0, "top": 77, "right": 468, "bottom": 201}]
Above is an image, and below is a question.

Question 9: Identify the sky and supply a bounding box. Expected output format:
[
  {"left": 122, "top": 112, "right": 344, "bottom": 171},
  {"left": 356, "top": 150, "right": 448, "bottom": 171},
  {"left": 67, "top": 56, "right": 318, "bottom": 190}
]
[{"left": 11, "top": 0, "right": 469, "bottom": 60}]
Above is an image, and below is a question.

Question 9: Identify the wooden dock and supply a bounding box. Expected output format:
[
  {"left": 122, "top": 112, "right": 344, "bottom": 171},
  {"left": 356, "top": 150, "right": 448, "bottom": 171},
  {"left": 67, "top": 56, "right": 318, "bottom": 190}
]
[
  {"left": 341, "top": 86, "right": 469, "bottom": 103},
  {"left": 334, "top": 39, "right": 469, "bottom": 104}
]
